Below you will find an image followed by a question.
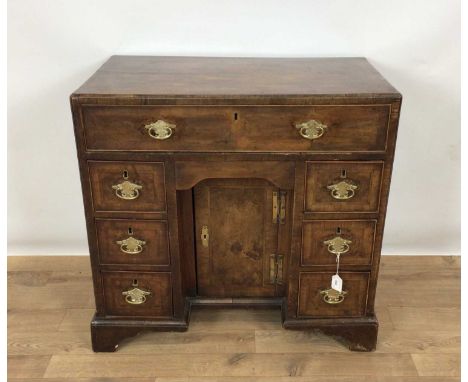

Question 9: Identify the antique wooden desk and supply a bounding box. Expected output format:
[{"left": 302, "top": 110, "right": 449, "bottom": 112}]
[{"left": 71, "top": 56, "right": 401, "bottom": 352}]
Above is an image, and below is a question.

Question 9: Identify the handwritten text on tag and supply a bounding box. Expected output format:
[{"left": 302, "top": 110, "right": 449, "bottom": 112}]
[{"left": 331, "top": 274, "right": 343, "bottom": 292}]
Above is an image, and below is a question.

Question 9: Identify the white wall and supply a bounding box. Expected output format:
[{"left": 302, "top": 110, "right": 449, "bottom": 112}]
[{"left": 8, "top": 0, "right": 460, "bottom": 255}]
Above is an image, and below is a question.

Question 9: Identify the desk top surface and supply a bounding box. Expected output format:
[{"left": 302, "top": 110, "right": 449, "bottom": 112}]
[{"left": 74, "top": 56, "right": 400, "bottom": 98}]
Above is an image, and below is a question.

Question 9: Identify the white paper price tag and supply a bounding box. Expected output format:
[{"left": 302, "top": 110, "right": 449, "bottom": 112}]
[{"left": 331, "top": 274, "right": 343, "bottom": 292}]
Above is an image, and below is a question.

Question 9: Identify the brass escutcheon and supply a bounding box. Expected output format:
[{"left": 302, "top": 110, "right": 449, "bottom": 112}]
[
  {"left": 201, "top": 225, "right": 209, "bottom": 248},
  {"left": 323, "top": 236, "right": 352, "bottom": 255},
  {"left": 295, "top": 120, "right": 327, "bottom": 140},
  {"left": 145, "top": 120, "right": 175, "bottom": 140},
  {"left": 327, "top": 179, "right": 358, "bottom": 200},
  {"left": 320, "top": 288, "right": 348, "bottom": 304},
  {"left": 116, "top": 236, "right": 146, "bottom": 254},
  {"left": 112, "top": 180, "right": 142, "bottom": 200}
]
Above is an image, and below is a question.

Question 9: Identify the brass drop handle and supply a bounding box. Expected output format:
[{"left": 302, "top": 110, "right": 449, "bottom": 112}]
[
  {"left": 144, "top": 120, "right": 175, "bottom": 140},
  {"left": 295, "top": 120, "right": 327, "bottom": 140},
  {"left": 323, "top": 236, "right": 352, "bottom": 255},
  {"left": 320, "top": 288, "right": 347, "bottom": 304},
  {"left": 122, "top": 280, "right": 152, "bottom": 305},
  {"left": 116, "top": 236, "right": 146, "bottom": 255},
  {"left": 112, "top": 180, "right": 142, "bottom": 200},
  {"left": 327, "top": 179, "right": 358, "bottom": 200}
]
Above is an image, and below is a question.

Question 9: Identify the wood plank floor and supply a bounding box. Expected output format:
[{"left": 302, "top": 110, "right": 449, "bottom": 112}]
[{"left": 7, "top": 255, "right": 460, "bottom": 381}]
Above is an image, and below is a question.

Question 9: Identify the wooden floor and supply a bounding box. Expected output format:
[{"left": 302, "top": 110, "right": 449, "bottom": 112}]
[{"left": 7, "top": 256, "right": 460, "bottom": 381}]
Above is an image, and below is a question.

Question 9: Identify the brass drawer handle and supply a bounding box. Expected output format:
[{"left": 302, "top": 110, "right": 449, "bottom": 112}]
[
  {"left": 112, "top": 180, "right": 142, "bottom": 200},
  {"left": 320, "top": 288, "right": 347, "bottom": 304},
  {"left": 295, "top": 120, "right": 327, "bottom": 140},
  {"left": 116, "top": 236, "right": 146, "bottom": 254},
  {"left": 122, "top": 281, "right": 152, "bottom": 305},
  {"left": 323, "top": 236, "right": 352, "bottom": 255},
  {"left": 327, "top": 179, "right": 358, "bottom": 200},
  {"left": 145, "top": 120, "right": 175, "bottom": 140}
]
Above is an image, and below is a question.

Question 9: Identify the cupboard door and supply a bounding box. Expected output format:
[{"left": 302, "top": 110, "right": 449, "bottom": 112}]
[{"left": 194, "top": 179, "right": 286, "bottom": 298}]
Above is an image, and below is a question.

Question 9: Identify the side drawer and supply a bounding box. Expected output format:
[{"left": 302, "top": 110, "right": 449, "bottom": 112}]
[
  {"left": 301, "top": 220, "right": 376, "bottom": 266},
  {"left": 305, "top": 161, "right": 383, "bottom": 213},
  {"left": 298, "top": 272, "right": 369, "bottom": 317},
  {"left": 96, "top": 219, "right": 170, "bottom": 266},
  {"left": 102, "top": 271, "right": 172, "bottom": 317},
  {"left": 88, "top": 161, "right": 166, "bottom": 213}
]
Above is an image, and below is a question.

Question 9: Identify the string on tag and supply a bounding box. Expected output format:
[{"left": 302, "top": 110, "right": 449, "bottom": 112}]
[
  {"left": 331, "top": 251, "right": 343, "bottom": 292},
  {"left": 335, "top": 253, "right": 340, "bottom": 275}
]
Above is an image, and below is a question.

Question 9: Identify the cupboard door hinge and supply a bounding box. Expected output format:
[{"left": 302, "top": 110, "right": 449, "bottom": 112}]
[
  {"left": 272, "top": 191, "right": 287, "bottom": 224},
  {"left": 269, "top": 254, "right": 284, "bottom": 285}
]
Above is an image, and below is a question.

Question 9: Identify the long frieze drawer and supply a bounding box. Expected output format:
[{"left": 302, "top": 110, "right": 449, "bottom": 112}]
[
  {"left": 88, "top": 161, "right": 166, "bottom": 213},
  {"left": 96, "top": 219, "right": 170, "bottom": 266},
  {"left": 81, "top": 105, "right": 390, "bottom": 152},
  {"left": 301, "top": 220, "right": 376, "bottom": 266},
  {"left": 305, "top": 161, "right": 383, "bottom": 213},
  {"left": 298, "top": 272, "right": 369, "bottom": 317},
  {"left": 102, "top": 271, "right": 172, "bottom": 317}
]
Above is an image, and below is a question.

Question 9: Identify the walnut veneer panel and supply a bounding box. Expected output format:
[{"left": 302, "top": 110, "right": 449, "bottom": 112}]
[
  {"left": 75, "top": 56, "right": 399, "bottom": 96},
  {"left": 304, "top": 161, "right": 384, "bottom": 213},
  {"left": 96, "top": 219, "right": 170, "bottom": 266},
  {"left": 88, "top": 161, "right": 166, "bottom": 213},
  {"left": 301, "top": 220, "right": 376, "bottom": 266},
  {"left": 194, "top": 179, "right": 279, "bottom": 298},
  {"left": 298, "top": 272, "right": 370, "bottom": 317},
  {"left": 102, "top": 271, "right": 172, "bottom": 317}
]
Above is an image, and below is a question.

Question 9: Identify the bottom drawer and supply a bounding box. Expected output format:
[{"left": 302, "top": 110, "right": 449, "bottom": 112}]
[
  {"left": 298, "top": 272, "right": 369, "bottom": 318},
  {"left": 102, "top": 271, "right": 172, "bottom": 317}
]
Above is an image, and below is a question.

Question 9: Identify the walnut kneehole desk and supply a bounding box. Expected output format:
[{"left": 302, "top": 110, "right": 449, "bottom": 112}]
[{"left": 71, "top": 56, "right": 401, "bottom": 352}]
